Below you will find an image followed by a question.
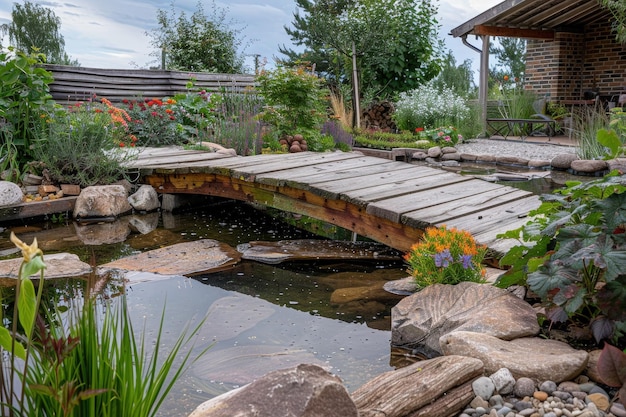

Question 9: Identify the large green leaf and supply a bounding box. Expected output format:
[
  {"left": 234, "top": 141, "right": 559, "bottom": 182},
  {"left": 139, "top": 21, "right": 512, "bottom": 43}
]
[
  {"left": 0, "top": 326, "right": 26, "bottom": 360},
  {"left": 594, "top": 192, "right": 626, "bottom": 232},
  {"left": 527, "top": 263, "right": 578, "bottom": 297},
  {"left": 573, "top": 236, "right": 626, "bottom": 281},
  {"left": 18, "top": 277, "right": 36, "bottom": 337}
]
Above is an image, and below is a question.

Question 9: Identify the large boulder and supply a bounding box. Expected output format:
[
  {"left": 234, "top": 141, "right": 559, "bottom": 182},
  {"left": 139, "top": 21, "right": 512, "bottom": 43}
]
[
  {"left": 0, "top": 181, "right": 23, "bottom": 207},
  {"left": 128, "top": 184, "right": 160, "bottom": 212},
  {"left": 188, "top": 363, "right": 358, "bottom": 417},
  {"left": 73, "top": 185, "right": 132, "bottom": 219},
  {"left": 440, "top": 331, "right": 589, "bottom": 383},
  {"left": 352, "top": 355, "right": 484, "bottom": 417},
  {"left": 391, "top": 282, "right": 539, "bottom": 356}
]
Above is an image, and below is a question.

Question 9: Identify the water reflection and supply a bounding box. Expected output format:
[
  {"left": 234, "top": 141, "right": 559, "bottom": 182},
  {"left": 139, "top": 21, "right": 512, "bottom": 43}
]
[{"left": 1, "top": 200, "right": 408, "bottom": 416}]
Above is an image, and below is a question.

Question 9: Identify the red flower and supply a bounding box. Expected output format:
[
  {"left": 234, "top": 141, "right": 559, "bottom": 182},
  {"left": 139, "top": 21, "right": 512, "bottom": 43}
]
[
  {"left": 119, "top": 142, "right": 125, "bottom": 147},
  {"left": 415, "top": 127, "right": 424, "bottom": 132}
]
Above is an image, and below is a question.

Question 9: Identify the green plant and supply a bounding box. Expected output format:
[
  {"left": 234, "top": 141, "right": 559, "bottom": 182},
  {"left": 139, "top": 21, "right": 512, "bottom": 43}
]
[
  {"left": 404, "top": 225, "right": 487, "bottom": 290},
  {"left": 575, "top": 107, "right": 612, "bottom": 160},
  {"left": 34, "top": 100, "right": 135, "bottom": 187},
  {"left": 352, "top": 130, "right": 427, "bottom": 150},
  {"left": 393, "top": 80, "right": 469, "bottom": 131},
  {"left": 172, "top": 82, "right": 223, "bottom": 144},
  {"left": 26, "top": 297, "right": 209, "bottom": 417},
  {"left": 0, "top": 46, "right": 55, "bottom": 182},
  {"left": 212, "top": 87, "right": 263, "bottom": 155},
  {"left": 256, "top": 64, "right": 327, "bottom": 138},
  {"left": 120, "top": 97, "right": 187, "bottom": 147},
  {"left": 0, "top": 232, "right": 47, "bottom": 415},
  {"left": 497, "top": 173, "right": 626, "bottom": 344},
  {"left": 597, "top": 343, "right": 626, "bottom": 407},
  {"left": 2, "top": 232, "right": 209, "bottom": 417},
  {"left": 416, "top": 125, "right": 463, "bottom": 146}
]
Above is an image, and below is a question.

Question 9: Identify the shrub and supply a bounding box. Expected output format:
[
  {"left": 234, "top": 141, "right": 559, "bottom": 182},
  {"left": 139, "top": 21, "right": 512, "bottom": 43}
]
[
  {"left": 256, "top": 64, "right": 327, "bottom": 138},
  {"left": 393, "top": 80, "right": 469, "bottom": 131},
  {"left": 404, "top": 225, "right": 487, "bottom": 290},
  {"left": 35, "top": 99, "right": 136, "bottom": 187},
  {"left": 353, "top": 130, "right": 426, "bottom": 150},
  {"left": 0, "top": 47, "right": 55, "bottom": 182},
  {"left": 497, "top": 172, "right": 626, "bottom": 345}
]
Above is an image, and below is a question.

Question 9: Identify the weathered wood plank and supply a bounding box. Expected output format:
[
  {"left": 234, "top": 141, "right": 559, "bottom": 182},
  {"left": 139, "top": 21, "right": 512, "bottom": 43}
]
[
  {"left": 254, "top": 157, "right": 402, "bottom": 186},
  {"left": 340, "top": 171, "right": 467, "bottom": 207},
  {"left": 402, "top": 188, "right": 533, "bottom": 228},
  {"left": 0, "top": 197, "right": 77, "bottom": 223},
  {"left": 366, "top": 179, "right": 500, "bottom": 223},
  {"left": 313, "top": 166, "right": 450, "bottom": 200},
  {"left": 125, "top": 152, "right": 230, "bottom": 168},
  {"left": 230, "top": 152, "right": 362, "bottom": 180}
]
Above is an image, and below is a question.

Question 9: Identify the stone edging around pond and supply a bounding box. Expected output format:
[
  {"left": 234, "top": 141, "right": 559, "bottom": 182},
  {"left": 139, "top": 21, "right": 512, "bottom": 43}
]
[{"left": 353, "top": 146, "right": 626, "bottom": 176}]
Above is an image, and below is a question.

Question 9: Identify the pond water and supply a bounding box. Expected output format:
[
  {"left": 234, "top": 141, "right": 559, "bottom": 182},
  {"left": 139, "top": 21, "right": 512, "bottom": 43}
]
[
  {"left": 0, "top": 161, "right": 596, "bottom": 415},
  {"left": 0, "top": 200, "right": 407, "bottom": 416}
]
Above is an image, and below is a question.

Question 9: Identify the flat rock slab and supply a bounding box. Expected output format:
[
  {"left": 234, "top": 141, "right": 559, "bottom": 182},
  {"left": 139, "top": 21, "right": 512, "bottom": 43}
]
[
  {"left": 440, "top": 331, "right": 589, "bottom": 383},
  {"left": 237, "top": 239, "right": 402, "bottom": 264},
  {"left": 98, "top": 239, "right": 241, "bottom": 276},
  {"left": 353, "top": 355, "right": 484, "bottom": 417},
  {"left": 0, "top": 253, "right": 92, "bottom": 280}
]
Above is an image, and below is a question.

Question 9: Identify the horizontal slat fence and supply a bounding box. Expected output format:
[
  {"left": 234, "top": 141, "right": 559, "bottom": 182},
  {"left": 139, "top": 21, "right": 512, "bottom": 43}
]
[{"left": 42, "top": 64, "right": 257, "bottom": 103}]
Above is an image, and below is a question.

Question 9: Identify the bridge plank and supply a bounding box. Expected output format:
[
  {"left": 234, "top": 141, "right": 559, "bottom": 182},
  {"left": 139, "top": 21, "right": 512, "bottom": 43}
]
[
  {"left": 231, "top": 152, "right": 362, "bottom": 180},
  {"left": 255, "top": 157, "right": 402, "bottom": 186},
  {"left": 339, "top": 171, "right": 466, "bottom": 206},
  {"left": 366, "top": 179, "right": 501, "bottom": 223},
  {"left": 403, "top": 188, "right": 533, "bottom": 228}
]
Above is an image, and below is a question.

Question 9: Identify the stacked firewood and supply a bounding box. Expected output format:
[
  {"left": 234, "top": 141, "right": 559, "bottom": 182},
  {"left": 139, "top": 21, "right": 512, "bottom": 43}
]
[{"left": 361, "top": 101, "right": 396, "bottom": 131}]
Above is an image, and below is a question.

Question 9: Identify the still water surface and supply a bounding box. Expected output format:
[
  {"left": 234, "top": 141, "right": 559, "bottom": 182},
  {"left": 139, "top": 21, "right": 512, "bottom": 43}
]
[{"left": 1, "top": 200, "right": 407, "bottom": 415}]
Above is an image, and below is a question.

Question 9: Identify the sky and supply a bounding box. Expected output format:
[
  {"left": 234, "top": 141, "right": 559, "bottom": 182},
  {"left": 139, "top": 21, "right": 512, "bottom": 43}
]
[{"left": 0, "top": 0, "right": 502, "bottom": 75}]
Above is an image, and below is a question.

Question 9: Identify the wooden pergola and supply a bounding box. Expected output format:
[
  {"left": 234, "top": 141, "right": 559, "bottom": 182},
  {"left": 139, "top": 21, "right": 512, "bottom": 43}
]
[{"left": 450, "top": 0, "right": 613, "bottom": 135}]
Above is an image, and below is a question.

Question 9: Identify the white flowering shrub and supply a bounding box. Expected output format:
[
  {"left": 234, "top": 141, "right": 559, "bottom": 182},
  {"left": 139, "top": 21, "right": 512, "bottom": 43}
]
[{"left": 393, "top": 81, "right": 470, "bottom": 131}]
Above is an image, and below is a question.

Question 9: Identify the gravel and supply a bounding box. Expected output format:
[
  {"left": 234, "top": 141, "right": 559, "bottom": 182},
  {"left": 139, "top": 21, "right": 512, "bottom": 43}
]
[{"left": 455, "top": 138, "right": 577, "bottom": 161}]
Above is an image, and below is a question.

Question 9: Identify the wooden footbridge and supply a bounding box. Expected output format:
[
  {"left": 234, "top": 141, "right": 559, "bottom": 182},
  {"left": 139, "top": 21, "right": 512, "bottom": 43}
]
[{"left": 130, "top": 148, "right": 540, "bottom": 259}]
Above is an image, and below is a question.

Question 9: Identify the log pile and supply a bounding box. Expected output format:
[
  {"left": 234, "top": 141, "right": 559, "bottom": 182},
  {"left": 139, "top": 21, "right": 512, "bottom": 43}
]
[{"left": 361, "top": 101, "right": 396, "bottom": 131}]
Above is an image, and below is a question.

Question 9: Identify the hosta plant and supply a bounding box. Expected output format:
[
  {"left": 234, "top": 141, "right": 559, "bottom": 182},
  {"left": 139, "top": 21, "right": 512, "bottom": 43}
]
[{"left": 497, "top": 172, "right": 626, "bottom": 345}]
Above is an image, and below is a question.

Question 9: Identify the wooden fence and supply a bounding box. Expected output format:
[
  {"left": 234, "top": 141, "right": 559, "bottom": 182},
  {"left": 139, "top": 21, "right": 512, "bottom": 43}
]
[{"left": 42, "top": 64, "right": 257, "bottom": 103}]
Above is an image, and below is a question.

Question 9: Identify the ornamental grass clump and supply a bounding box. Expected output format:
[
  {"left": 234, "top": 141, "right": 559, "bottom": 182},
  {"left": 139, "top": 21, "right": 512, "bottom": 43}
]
[{"left": 404, "top": 225, "right": 487, "bottom": 290}]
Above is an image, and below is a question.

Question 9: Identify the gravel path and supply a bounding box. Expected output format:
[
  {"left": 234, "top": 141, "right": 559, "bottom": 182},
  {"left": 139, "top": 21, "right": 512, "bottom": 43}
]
[{"left": 455, "top": 138, "right": 577, "bottom": 161}]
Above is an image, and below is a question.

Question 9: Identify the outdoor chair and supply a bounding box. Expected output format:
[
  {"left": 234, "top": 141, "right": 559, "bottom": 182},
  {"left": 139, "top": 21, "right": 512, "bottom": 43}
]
[{"left": 529, "top": 98, "right": 557, "bottom": 137}]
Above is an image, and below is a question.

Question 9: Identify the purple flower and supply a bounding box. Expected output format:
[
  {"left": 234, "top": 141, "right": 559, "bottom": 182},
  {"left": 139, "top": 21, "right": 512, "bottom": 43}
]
[
  {"left": 460, "top": 254, "right": 473, "bottom": 269},
  {"left": 434, "top": 249, "right": 453, "bottom": 268}
]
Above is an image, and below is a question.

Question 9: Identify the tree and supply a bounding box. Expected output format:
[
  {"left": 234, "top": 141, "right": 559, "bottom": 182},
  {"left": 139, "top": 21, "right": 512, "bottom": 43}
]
[
  {"left": 432, "top": 51, "right": 476, "bottom": 99},
  {"left": 280, "top": 0, "right": 443, "bottom": 101},
  {"left": 599, "top": 0, "right": 626, "bottom": 43},
  {"left": 489, "top": 37, "right": 526, "bottom": 81},
  {"left": 1, "top": 1, "right": 79, "bottom": 66},
  {"left": 147, "top": 1, "right": 248, "bottom": 73}
]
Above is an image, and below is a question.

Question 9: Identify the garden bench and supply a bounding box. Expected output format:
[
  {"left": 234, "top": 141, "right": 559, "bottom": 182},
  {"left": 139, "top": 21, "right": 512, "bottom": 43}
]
[{"left": 486, "top": 118, "right": 556, "bottom": 141}]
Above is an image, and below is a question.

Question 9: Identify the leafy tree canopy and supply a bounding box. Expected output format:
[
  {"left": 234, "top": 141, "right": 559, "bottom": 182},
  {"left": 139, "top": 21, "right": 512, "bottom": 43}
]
[
  {"left": 1, "top": 1, "right": 79, "bottom": 66},
  {"left": 280, "top": 0, "right": 444, "bottom": 101},
  {"left": 147, "top": 1, "right": 248, "bottom": 73},
  {"left": 489, "top": 37, "right": 526, "bottom": 82}
]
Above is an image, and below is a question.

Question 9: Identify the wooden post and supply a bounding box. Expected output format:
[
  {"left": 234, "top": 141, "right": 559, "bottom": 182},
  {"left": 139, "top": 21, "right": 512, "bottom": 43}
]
[{"left": 352, "top": 42, "right": 361, "bottom": 129}]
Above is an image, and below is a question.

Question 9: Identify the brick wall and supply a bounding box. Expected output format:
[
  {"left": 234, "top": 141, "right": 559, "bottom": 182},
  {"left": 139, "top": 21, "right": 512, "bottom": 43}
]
[{"left": 525, "top": 23, "right": 626, "bottom": 104}]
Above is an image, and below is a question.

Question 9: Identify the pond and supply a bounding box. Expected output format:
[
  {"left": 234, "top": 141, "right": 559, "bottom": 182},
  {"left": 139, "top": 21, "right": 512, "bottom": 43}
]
[{"left": 0, "top": 200, "right": 408, "bottom": 416}]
